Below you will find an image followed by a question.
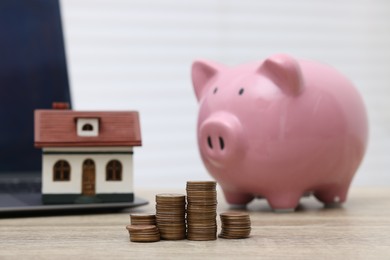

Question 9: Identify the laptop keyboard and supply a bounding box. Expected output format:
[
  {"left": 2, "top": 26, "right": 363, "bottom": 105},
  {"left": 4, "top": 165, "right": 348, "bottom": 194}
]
[{"left": 0, "top": 180, "right": 41, "bottom": 193}]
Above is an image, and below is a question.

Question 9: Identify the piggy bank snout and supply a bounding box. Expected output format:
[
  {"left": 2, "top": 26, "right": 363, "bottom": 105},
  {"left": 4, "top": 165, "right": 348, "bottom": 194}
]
[{"left": 199, "top": 113, "right": 245, "bottom": 167}]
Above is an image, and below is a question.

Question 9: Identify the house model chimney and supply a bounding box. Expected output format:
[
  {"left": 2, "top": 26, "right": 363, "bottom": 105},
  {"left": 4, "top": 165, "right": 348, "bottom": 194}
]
[{"left": 52, "top": 102, "right": 70, "bottom": 110}]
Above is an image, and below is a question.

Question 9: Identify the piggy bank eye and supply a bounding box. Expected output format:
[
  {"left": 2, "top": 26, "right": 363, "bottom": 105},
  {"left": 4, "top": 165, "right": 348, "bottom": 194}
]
[
  {"left": 238, "top": 88, "right": 244, "bottom": 95},
  {"left": 213, "top": 87, "right": 218, "bottom": 94}
]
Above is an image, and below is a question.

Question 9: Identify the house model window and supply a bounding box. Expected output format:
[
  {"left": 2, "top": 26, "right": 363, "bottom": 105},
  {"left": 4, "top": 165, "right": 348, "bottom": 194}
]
[
  {"left": 106, "top": 160, "right": 122, "bottom": 181},
  {"left": 77, "top": 118, "right": 99, "bottom": 137},
  {"left": 53, "top": 160, "right": 71, "bottom": 181}
]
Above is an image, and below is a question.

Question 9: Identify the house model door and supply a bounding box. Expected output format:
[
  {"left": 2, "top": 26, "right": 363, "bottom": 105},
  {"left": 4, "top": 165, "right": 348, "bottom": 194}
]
[{"left": 82, "top": 159, "right": 95, "bottom": 196}]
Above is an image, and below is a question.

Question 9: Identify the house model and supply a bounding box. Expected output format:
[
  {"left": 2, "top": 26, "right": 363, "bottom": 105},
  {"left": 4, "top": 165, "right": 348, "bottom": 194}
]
[{"left": 34, "top": 103, "right": 142, "bottom": 204}]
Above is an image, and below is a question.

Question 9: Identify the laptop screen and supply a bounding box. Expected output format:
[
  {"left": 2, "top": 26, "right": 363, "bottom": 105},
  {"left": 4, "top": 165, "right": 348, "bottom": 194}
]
[{"left": 0, "top": 0, "right": 71, "bottom": 173}]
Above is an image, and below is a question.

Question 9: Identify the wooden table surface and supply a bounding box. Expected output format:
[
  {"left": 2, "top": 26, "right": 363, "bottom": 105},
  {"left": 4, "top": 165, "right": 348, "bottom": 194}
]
[{"left": 1, "top": 187, "right": 390, "bottom": 259}]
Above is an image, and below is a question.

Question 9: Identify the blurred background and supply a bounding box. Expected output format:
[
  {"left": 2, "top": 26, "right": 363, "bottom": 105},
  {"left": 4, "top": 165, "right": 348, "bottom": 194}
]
[{"left": 58, "top": 0, "right": 389, "bottom": 188}]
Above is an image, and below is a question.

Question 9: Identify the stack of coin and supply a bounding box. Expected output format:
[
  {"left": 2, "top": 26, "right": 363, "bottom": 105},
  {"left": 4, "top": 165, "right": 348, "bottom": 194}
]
[
  {"left": 130, "top": 213, "right": 156, "bottom": 225},
  {"left": 126, "top": 225, "right": 160, "bottom": 242},
  {"left": 186, "top": 181, "right": 217, "bottom": 241},
  {"left": 219, "top": 212, "right": 251, "bottom": 239},
  {"left": 155, "top": 193, "right": 186, "bottom": 240}
]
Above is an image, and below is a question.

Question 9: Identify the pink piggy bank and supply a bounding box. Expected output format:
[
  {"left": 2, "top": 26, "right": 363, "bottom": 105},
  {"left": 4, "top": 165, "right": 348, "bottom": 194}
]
[{"left": 191, "top": 54, "right": 368, "bottom": 211}]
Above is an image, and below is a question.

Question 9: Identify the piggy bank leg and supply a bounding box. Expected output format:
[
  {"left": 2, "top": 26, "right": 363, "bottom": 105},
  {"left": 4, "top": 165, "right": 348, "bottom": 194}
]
[
  {"left": 222, "top": 189, "right": 254, "bottom": 206},
  {"left": 266, "top": 193, "right": 302, "bottom": 212},
  {"left": 314, "top": 185, "right": 348, "bottom": 207}
]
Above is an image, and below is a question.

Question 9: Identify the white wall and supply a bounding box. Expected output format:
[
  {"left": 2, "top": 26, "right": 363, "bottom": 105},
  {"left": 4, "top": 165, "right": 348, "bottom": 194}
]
[
  {"left": 60, "top": 0, "right": 390, "bottom": 188},
  {"left": 42, "top": 150, "right": 133, "bottom": 194}
]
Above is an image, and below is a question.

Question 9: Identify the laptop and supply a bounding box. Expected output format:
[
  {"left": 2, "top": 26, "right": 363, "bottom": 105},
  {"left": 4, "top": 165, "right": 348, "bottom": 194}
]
[{"left": 0, "top": 0, "right": 147, "bottom": 216}]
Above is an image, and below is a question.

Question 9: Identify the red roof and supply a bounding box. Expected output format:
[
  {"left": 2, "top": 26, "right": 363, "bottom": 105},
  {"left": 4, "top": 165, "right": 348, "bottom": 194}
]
[{"left": 34, "top": 110, "right": 142, "bottom": 147}]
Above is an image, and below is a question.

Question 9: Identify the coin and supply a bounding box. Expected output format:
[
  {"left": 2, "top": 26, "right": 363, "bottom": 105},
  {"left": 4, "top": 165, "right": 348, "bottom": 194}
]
[
  {"left": 126, "top": 225, "right": 160, "bottom": 242},
  {"left": 126, "top": 183, "right": 254, "bottom": 243},
  {"left": 186, "top": 181, "right": 218, "bottom": 241},
  {"left": 219, "top": 211, "right": 251, "bottom": 239},
  {"left": 130, "top": 213, "right": 156, "bottom": 225},
  {"left": 155, "top": 193, "right": 186, "bottom": 240}
]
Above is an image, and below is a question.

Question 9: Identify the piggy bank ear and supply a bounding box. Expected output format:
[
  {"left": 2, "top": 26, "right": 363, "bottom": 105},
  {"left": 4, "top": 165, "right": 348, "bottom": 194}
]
[
  {"left": 191, "top": 60, "right": 224, "bottom": 101},
  {"left": 258, "top": 54, "right": 304, "bottom": 96}
]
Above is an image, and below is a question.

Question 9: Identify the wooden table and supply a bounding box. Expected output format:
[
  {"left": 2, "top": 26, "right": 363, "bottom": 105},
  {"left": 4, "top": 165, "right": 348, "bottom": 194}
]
[{"left": 1, "top": 188, "right": 390, "bottom": 259}]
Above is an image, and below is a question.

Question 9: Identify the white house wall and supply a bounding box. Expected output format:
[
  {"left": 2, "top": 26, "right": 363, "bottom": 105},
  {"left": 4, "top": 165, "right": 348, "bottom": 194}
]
[{"left": 42, "top": 148, "right": 133, "bottom": 194}]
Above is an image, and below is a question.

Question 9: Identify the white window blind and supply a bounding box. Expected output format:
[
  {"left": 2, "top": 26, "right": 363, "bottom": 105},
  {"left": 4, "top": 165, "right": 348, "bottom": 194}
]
[{"left": 61, "top": 0, "right": 390, "bottom": 188}]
